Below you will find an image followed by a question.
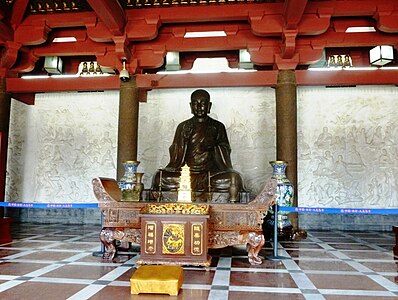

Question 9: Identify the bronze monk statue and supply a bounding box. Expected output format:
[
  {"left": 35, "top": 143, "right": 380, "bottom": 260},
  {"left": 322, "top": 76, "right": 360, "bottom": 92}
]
[{"left": 152, "top": 89, "right": 244, "bottom": 201}]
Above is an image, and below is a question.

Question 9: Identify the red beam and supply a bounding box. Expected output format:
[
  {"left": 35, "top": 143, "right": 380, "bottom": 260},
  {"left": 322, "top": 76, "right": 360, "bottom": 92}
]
[
  {"left": 296, "top": 69, "right": 398, "bottom": 86},
  {"left": 136, "top": 72, "right": 279, "bottom": 88},
  {"left": 10, "top": 0, "right": 29, "bottom": 30},
  {"left": 6, "top": 69, "right": 398, "bottom": 95},
  {"left": 6, "top": 76, "right": 120, "bottom": 93},
  {"left": 284, "top": 0, "right": 308, "bottom": 29},
  {"left": 86, "top": 0, "right": 126, "bottom": 36}
]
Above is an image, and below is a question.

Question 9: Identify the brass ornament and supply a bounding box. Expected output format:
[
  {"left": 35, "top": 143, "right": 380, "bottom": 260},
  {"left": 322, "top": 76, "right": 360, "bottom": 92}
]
[{"left": 147, "top": 203, "right": 209, "bottom": 215}]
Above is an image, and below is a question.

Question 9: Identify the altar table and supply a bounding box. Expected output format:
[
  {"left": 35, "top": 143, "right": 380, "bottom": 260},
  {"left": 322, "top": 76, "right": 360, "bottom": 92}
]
[{"left": 92, "top": 177, "right": 272, "bottom": 265}]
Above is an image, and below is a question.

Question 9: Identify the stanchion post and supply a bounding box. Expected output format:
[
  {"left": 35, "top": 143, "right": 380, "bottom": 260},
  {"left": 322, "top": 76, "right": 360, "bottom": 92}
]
[
  {"left": 267, "top": 203, "right": 290, "bottom": 261},
  {"left": 92, "top": 212, "right": 105, "bottom": 257},
  {"left": 273, "top": 203, "right": 278, "bottom": 257}
]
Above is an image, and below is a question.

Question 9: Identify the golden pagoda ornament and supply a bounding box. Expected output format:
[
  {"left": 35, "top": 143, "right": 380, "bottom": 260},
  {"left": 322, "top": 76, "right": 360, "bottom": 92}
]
[{"left": 177, "top": 164, "right": 192, "bottom": 202}]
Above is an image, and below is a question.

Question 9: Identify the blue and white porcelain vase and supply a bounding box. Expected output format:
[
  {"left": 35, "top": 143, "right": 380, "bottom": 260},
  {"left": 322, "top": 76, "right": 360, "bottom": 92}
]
[
  {"left": 270, "top": 160, "right": 294, "bottom": 230},
  {"left": 118, "top": 160, "right": 140, "bottom": 190},
  {"left": 118, "top": 161, "right": 143, "bottom": 201}
]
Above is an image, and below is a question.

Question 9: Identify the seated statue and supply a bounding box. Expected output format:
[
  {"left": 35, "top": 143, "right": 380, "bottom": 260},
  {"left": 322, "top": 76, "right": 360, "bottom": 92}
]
[{"left": 152, "top": 89, "right": 244, "bottom": 201}]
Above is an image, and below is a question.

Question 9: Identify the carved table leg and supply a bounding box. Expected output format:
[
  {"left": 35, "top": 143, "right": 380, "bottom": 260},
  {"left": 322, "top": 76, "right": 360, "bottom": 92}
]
[
  {"left": 99, "top": 227, "right": 125, "bottom": 260},
  {"left": 240, "top": 232, "right": 265, "bottom": 265}
]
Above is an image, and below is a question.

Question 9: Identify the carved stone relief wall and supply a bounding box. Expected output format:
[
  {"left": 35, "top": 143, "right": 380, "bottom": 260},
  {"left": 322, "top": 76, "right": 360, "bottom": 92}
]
[
  {"left": 6, "top": 87, "right": 275, "bottom": 203},
  {"left": 7, "top": 91, "right": 119, "bottom": 203},
  {"left": 7, "top": 85, "right": 398, "bottom": 209},
  {"left": 298, "top": 86, "right": 398, "bottom": 209}
]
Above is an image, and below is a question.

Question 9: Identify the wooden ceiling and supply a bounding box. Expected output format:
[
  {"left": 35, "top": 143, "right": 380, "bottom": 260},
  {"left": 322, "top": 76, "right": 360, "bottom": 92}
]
[{"left": 1, "top": 0, "right": 398, "bottom": 101}]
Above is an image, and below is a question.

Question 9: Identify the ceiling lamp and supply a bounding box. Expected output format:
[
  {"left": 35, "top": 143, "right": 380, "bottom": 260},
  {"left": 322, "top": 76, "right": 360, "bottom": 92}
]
[
  {"left": 44, "top": 56, "right": 63, "bottom": 74},
  {"left": 165, "top": 52, "right": 181, "bottom": 71},
  {"left": 239, "top": 49, "right": 253, "bottom": 69},
  {"left": 369, "top": 45, "right": 394, "bottom": 66}
]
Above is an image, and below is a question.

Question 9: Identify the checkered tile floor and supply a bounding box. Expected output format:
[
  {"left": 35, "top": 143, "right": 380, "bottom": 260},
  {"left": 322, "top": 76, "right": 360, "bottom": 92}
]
[{"left": 0, "top": 223, "right": 397, "bottom": 299}]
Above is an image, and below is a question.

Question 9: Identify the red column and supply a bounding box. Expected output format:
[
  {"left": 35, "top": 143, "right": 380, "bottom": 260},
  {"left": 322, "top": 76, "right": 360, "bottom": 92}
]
[
  {"left": 275, "top": 69, "right": 298, "bottom": 229},
  {"left": 117, "top": 76, "right": 139, "bottom": 180},
  {"left": 0, "top": 76, "right": 12, "bottom": 243}
]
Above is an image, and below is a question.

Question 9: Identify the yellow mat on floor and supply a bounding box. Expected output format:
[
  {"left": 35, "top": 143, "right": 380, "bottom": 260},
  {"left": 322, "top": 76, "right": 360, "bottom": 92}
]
[{"left": 130, "top": 265, "right": 184, "bottom": 296}]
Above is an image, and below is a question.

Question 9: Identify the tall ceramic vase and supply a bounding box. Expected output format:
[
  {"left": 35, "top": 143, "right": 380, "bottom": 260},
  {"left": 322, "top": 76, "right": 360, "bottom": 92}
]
[
  {"left": 118, "top": 161, "right": 143, "bottom": 201},
  {"left": 269, "top": 160, "right": 294, "bottom": 232}
]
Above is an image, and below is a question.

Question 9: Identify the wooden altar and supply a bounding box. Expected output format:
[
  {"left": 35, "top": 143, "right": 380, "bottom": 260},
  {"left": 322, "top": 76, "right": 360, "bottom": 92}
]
[{"left": 92, "top": 177, "right": 273, "bottom": 265}]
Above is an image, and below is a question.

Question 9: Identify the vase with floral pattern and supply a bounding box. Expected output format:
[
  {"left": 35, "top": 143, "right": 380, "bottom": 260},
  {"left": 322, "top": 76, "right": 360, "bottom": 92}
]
[
  {"left": 118, "top": 161, "right": 143, "bottom": 201},
  {"left": 268, "top": 160, "right": 294, "bottom": 231}
]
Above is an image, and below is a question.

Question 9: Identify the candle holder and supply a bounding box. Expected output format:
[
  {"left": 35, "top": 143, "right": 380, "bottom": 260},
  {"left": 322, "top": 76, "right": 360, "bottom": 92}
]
[
  {"left": 207, "top": 171, "right": 212, "bottom": 202},
  {"left": 158, "top": 169, "right": 163, "bottom": 202}
]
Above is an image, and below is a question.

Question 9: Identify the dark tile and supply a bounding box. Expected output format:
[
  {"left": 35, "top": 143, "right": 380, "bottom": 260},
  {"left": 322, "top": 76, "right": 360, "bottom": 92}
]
[
  {"left": 328, "top": 243, "right": 374, "bottom": 250},
  {"left": 0, "top": 262, "right": 52, "bottom": 276},
  {"left": 307, "top": 274, "right": 387, "bottom": 291},
  {"left": 286, "top": 249, "right": 336, "bottom": 259},
  {"left": 340, "top": 250, "right": 393, "bottom": 260},
  {"left": 229, "top": 291, "right": 305, "bottom": 300},
  {"left": 361, "top": 260, "right": 398, "bottom": 273},
  {"left": 0, "top": 281, "right": 86, "bottom": 300},
  {"left": 40, "top": 264, "right": 118, "bottom": 280},
  {"left": 231, "top": 257, "right": 286, "bottom": 269},
  {"left": 230, "top": 271, "right": 297, "bottom": 288},
  {"left": 0, "top": 249, "right": 22, "bottom": 258},
  {"left": 294, "top": 259, "right": 357, "bottom": 271},
  {"left": 19, "top": 251, "right": 80, "bottom": 261}
]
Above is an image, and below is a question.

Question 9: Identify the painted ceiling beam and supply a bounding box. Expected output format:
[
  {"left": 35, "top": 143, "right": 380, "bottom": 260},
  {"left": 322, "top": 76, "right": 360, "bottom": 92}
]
[
  {"left": 86, "top": 0, "right": 126, "bottom": 36},
  {"left": 10, "top": 0, "right": 29, "bottom": 30},
  {"left": 9, "top": 21, "right": 398, "bottom": 72},
  {"left": 6, "top": 69, "right": 398, "bottom": 95},
  {"left": 12, "top": 1, "right": 398, "bottom": 47},
  {"left": 283, "top": 0, "right": 308, "bottom": 30}
]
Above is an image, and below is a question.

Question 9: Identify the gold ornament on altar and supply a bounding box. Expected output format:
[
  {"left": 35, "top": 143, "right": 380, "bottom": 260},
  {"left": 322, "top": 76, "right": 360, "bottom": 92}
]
[
  {"left": 146, "top": 203, "right": 209, "bottom": 215},
  {"left": 162, "top": 223, "right": 184, "bottom": 255},
  {"left": 177, "top": 164, "right": 192, "bottom": 202}
]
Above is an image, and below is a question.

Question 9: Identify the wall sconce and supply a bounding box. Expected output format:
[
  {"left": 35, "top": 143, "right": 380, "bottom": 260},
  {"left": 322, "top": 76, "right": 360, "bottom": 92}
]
[
  {"left": 165, "top": 52, "right": 181, "bottom": 71},
  {"left": 239, "top": 49, "right": 253, "bottom": 69},
  {"left": 369, "top": 45, "right": 394, "bottom": 66},
  {"left": 327, "top": 54, "right": 352, "bottom": 68}
]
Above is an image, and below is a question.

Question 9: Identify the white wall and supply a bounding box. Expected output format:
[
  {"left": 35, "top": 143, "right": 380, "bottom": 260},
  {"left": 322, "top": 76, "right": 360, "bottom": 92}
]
[
  {"left": 298, "top": 86, "right": 398, "bottom": 208},
  {"left": 6, "top": 87, "right": 276, "bottom": 203},
  {"left": 6, "top": 85, "right": 398, "bottom": 209}
]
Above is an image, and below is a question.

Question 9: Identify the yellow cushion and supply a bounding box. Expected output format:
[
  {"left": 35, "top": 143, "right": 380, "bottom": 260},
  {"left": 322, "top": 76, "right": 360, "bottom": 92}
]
[{"left": 130, "top": 265, "right": 184, "bottom": 296}]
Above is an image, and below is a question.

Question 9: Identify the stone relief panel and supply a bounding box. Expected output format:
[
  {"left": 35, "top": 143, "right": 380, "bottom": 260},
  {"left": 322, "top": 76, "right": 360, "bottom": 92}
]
[
  {"left": 7, "top": 87, "right": 275, "bottom": 203},
  {"left": 7, "top": 91, "right": 119, "bottom": 203},
  {"left": 298, "top": 86, "right": 398, "bottom": 208},
  {"left": 138, "top": 87, "right": 276, "bottom": 194},
  {"left": 6, "top": 100, "right": 28, "bottom": 202}
]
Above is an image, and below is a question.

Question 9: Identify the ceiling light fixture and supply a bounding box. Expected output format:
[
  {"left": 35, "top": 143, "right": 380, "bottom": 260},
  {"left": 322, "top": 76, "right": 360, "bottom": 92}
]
[
  {"left": 157, "top": 57, "right": 256, "bottom": 74},
  {"left": 184, "top": 31, "right": 227, "bottom": 38},
  {"left": 345, "top": 27, "right": 376, "bottom": 33},
  {"left": 53, "top": 37, "right": 77, "bottom": 43}
]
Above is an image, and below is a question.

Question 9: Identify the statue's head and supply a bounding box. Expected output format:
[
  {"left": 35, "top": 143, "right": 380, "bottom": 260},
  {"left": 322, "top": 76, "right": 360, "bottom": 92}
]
[{"left": 190, "top": 89, "right": 212, "bottom": 118}]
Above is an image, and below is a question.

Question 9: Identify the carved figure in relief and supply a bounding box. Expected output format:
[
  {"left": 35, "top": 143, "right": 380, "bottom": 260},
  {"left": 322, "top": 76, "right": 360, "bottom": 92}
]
[
  {"left": 315, "top": 126, "right": 332, "bottom": 147},
  {"left": 151, "top": 89, "right": 244, "bottom": 198}
]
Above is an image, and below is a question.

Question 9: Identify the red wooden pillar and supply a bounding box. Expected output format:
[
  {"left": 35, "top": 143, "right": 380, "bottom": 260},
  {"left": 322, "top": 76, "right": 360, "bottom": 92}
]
[
  {"left": 117, "top": 76, "right": 140, "bottom": 181},
  {"left": 275, "top": 69, "right": 298, "bottom": 229},
  {"left": 0, "top": 76, "right": 12, "bottom": 243}
]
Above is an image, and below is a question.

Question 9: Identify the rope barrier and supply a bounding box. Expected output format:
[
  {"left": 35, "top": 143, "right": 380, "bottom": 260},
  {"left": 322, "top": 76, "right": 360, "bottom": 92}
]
[
  {"left": 0, "top": 202, "right": 397, "bottom": 214},
  {"left": 279, "top": 206, "right": 398, "bottom": 214},
  {"left": 0, "top": 202, "right": 99, "bottom": 209}
]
